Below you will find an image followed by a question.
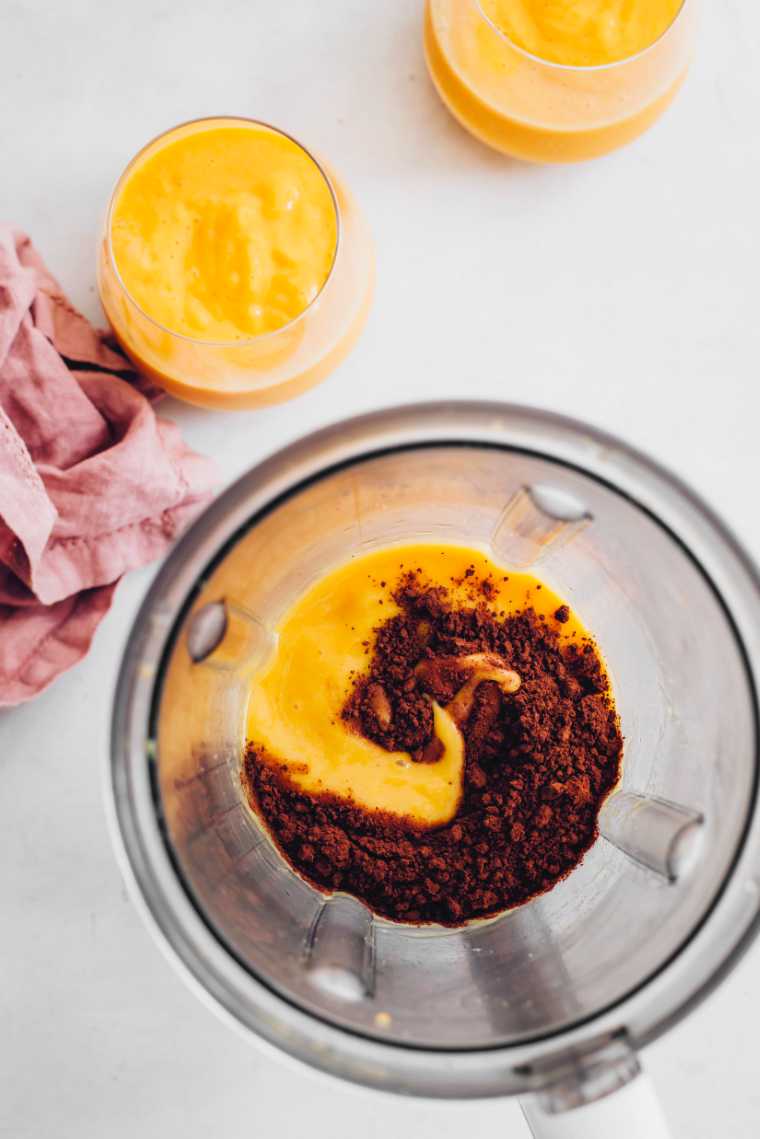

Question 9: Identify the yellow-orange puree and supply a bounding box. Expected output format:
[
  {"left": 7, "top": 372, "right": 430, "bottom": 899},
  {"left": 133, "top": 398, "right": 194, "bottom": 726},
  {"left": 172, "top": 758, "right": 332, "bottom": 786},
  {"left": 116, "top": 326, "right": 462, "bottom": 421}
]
[
  {"left": 481, "top": 0, "right": 683, "bottom": 67},
  {"left": 110, "top": 121, "right": 337, "bottom": 340},
  {"left": 246, "top": 545, "right": 587, "bottom": 827}
]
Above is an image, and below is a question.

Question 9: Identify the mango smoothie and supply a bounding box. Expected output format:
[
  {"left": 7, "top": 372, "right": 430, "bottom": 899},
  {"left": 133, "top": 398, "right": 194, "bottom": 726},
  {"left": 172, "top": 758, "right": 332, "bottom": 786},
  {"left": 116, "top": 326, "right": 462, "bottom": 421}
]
[
  {"left": 424, "top": 0, "right": 694, "bottom": 162},
  {"left": 98, "top": 118, "right": 374, "bottom": 409},
  {"left": 245, "top": 544, "right": 591, "bottom": 827},
  {"left": 480, "top": 0, "right": 683, "bottom": 67},
  {"left": 111, "top": 124, "right": 337, "bottom": 341}
]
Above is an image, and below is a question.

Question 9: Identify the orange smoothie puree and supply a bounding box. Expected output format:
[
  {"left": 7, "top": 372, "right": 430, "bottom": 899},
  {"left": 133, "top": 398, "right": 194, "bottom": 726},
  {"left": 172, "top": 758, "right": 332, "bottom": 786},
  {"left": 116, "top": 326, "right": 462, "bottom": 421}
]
[
  {"left": 109, "top": 122, "right": 337, "bottom": 341},
  {"left": 480, "top": 0, "right": 682, "bottom": 67},
  {"left": 245, "top": 545, "right": 588, "bottom": 827},
  {"left": 424, "top": 0, "right": 692, "bottom": 162}
]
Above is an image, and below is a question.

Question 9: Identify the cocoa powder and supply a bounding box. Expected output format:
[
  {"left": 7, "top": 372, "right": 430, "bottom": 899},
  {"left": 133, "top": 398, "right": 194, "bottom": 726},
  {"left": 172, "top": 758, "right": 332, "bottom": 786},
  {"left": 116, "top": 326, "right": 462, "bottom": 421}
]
[{"left": 243, "top": 572, "right": 622, "bottom": 926}]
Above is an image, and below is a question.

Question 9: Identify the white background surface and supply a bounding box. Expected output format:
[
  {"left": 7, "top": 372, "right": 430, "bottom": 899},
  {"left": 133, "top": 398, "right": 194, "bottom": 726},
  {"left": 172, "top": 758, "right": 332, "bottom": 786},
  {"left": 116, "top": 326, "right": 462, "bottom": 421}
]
[{"left": 2, "top": 1, "right": 760, "bottom": 1136}]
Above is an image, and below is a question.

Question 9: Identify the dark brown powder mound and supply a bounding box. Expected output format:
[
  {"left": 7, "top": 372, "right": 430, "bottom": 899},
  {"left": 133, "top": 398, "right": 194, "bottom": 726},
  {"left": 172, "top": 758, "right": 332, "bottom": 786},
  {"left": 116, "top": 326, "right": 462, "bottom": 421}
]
[{"left": 243, "top": 572, "right": 622, "bottom": 926}]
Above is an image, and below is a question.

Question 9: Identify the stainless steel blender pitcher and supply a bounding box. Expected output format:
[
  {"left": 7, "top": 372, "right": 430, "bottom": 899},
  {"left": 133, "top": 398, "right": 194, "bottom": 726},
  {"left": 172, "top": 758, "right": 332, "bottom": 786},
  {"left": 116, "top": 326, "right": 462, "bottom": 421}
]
[{"left": 110, "top": 403, "right": 760, "bottom": 1137}]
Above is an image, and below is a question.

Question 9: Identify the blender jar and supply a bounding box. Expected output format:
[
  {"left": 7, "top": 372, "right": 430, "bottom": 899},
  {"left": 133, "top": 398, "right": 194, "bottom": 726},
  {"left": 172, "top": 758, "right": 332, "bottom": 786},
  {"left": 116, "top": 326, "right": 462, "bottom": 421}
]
[{"left": 110, "top": 403, "right": 760, "bottom": 1133}]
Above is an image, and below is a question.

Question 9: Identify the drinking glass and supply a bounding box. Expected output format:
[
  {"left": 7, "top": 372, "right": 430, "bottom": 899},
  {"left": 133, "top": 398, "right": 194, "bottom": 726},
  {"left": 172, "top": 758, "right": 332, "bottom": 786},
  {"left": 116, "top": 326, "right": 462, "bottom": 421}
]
[
  {"left": 98, "top": 117, "right": 375, "bottom": 409},
  {"left": 424, "top": 0, "right": 696, "bottom": 162}
]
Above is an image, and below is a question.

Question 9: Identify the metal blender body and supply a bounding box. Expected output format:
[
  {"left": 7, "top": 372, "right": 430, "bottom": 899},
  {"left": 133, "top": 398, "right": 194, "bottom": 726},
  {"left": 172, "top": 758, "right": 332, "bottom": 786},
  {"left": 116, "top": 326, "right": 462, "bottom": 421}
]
[{"left": 110, "top": 403, "right": 760, "bottom": 1117}]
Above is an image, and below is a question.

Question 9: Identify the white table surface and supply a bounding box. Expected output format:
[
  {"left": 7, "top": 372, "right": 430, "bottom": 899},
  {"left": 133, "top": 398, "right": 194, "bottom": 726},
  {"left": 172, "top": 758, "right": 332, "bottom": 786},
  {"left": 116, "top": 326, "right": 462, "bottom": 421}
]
[{"left": 2, "top": 1, "right": 759, "bottom": 1135}]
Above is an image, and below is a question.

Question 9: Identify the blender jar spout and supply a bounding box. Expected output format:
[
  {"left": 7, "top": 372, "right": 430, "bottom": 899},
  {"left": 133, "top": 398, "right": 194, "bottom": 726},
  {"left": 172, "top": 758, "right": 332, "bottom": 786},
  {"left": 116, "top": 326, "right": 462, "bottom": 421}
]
[
  {"left": 491, "top": 485, "right": 591, "bottom": 569},
  {"left": 600, "top": 791, "right": 705, "bottom": 881},
  {"left": 185, "top": 598, "right": 274, "bottom": 672},
  {"left": 303, "top": 895, "right": 376, "bottom": 1002}
]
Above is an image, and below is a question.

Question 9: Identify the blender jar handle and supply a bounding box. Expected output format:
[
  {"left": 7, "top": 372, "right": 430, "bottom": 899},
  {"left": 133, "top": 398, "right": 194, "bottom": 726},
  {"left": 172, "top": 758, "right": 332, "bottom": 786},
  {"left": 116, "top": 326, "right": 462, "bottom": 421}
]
[{"left": 520, "top": 1072, "right": 672, "bottom": 1139}]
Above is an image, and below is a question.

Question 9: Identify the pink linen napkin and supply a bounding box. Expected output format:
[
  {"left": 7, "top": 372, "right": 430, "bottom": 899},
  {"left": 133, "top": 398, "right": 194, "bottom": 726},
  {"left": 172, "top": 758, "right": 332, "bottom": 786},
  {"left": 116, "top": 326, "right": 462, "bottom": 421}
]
[{"left": 0, "top": 226, "right": 217, "bottom": 705}]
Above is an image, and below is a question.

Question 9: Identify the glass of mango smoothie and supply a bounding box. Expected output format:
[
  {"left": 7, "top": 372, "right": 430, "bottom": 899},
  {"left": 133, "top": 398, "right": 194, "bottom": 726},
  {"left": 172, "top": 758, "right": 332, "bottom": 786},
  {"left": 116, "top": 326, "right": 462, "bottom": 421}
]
[
  {"left": 424, "top": 0, "right": 696, "bottom": 162},
  {"left": 98, "top": 117, "right": 374, "bottom": 409}
]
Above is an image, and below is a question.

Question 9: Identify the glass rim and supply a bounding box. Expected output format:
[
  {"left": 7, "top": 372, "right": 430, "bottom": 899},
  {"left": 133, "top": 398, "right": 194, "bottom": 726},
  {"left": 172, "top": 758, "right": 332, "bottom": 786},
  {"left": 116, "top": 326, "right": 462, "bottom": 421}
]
[
  {"left": 474, "top": 0, "right": 690, "bottom": 74},
  {"left": 104, "top": 115, "right": 342, "bottom": 349}
]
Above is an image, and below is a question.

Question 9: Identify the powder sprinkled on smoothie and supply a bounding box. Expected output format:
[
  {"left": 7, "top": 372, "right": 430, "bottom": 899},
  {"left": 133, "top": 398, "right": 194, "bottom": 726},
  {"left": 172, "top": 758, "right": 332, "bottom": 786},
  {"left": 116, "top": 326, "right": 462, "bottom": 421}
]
[{"left": 243, "top": 570, "right": 622, "bottom": 926}]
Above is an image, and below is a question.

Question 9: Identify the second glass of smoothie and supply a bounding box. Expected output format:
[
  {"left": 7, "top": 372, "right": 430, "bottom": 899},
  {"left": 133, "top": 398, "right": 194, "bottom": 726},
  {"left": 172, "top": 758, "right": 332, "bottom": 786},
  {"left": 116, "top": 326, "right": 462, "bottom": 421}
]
[
  {"left": 98, "top": 117, "right": 374, "bottom": 409},
  {"left": 424, "top": 0, "right": 696, "bottom": 162}
]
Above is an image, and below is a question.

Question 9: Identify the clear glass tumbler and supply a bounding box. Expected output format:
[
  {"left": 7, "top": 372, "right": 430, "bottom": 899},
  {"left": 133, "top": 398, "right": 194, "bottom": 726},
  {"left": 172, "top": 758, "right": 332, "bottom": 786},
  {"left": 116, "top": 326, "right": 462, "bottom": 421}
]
[
  {"left": 424, "top": 0, "right": 696, "bottom": 162},
  {"left": 98, "top": 117, "right": 375, "bottom": 409}
]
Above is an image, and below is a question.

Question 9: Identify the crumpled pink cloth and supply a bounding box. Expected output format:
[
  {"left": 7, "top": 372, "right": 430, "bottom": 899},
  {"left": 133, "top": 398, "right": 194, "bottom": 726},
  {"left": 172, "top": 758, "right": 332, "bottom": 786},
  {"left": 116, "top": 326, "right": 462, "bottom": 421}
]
[{"left": 0, "top": 226, "right": 217, "bottom": 705}]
